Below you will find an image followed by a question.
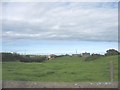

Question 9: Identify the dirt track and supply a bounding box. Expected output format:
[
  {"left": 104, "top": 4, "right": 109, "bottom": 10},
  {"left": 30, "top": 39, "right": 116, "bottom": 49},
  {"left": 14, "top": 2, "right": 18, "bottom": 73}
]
[{"left": 2, "top": 80, "right": 118, "bottom": 88}]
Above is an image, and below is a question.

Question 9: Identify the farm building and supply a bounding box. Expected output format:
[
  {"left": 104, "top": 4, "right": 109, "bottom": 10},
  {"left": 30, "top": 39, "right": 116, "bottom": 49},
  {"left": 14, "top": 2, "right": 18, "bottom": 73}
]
[
  {"left": 47, "top": 54, "right": 56, "bottom": 60},
  {"left": 82, "top": 52, "right": 90, "bottom": 57}
]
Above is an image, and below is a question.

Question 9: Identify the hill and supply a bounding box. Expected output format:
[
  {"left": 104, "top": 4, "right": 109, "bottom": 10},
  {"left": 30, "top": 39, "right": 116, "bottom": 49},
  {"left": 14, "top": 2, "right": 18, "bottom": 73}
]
[{"left": 2, "top": 55, "right": 118, "bottom": 82}]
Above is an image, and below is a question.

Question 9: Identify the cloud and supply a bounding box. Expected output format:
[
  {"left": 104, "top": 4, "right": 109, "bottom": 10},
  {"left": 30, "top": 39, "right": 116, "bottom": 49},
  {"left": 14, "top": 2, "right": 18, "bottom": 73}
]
[
  {"left": 2, "top": 2, "right": 118, "bottom": 42},
  {"left": 1, "top": 0, "right": 119, "bottom": 2}
]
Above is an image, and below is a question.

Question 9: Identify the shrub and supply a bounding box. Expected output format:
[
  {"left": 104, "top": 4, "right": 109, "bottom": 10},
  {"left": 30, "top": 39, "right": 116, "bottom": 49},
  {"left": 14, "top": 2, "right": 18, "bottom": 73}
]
[
  {"left": 20, "top": 55, "right": 47, "bottom": 62},
  {"left": 2, "top": 52, "right": 22, "bottom": 62},
  {"left": 84, "top": 54, "right": 102, "bottom": 61},
  {"left": 2, "top": 52, "right": 47, "bottom": 62}
]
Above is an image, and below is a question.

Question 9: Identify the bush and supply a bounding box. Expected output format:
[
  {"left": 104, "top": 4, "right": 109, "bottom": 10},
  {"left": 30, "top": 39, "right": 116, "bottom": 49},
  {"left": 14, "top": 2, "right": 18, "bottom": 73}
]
[
  {"left": 2, "top": 52, "right": 47, "bottom": 62},
  {"left": 84, "top": 54, "right": 102, "bottom": 61},
  {"left": 2, "top": 52, "right": 22, "bottom": 62},
  {"left": 20, "top": 55, "right": 47, "bottom": 62}
]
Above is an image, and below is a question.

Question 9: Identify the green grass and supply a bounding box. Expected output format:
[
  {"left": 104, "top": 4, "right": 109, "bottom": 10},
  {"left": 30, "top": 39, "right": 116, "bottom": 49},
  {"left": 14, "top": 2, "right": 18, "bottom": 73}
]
[
  {"left": 2, "top": 55, "right": 118, "bottom": 82},
  {"left": 0, "top": 62, "right": 2, "bottom": 80}
]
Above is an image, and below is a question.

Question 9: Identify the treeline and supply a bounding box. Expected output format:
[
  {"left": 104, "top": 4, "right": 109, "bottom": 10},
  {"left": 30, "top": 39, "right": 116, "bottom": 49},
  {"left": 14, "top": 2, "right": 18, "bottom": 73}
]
[
  {"left": 85, "top": 49, "right": 120, "bottom": 61},
  {"left": 1, "top": 52, "right": 47, "bottom": 62},
  {"left": 1, "top": 49, "right": 120, "bottom": 62}
]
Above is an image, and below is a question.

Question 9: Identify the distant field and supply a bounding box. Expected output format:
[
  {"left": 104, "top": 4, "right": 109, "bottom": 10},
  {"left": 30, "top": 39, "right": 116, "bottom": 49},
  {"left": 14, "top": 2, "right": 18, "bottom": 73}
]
[{"left": 2, "top": 55, "right": 118, "bottom": 82}]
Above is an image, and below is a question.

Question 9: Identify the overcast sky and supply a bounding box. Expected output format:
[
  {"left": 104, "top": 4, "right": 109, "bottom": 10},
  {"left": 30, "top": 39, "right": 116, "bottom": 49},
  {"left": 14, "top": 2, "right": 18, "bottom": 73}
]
[{"left": 2, "top": 2, "right": 118, "bottom": 55}]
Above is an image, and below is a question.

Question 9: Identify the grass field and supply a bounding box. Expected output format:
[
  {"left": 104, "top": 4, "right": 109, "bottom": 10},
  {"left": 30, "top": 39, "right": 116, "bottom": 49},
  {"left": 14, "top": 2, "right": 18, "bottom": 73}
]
[
  {"left": 2, "top": 55, "right": 118, "bottom": 82},
  {"left": 0, "top": 62, "right": 2, "bottom": 80}
]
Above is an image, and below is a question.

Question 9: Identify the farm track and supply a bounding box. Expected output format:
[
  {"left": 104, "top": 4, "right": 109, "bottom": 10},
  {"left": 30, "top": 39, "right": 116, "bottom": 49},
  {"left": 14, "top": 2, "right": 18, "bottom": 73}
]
[{"left": 2, "top": 80, "right": 118, "bottom": 88}]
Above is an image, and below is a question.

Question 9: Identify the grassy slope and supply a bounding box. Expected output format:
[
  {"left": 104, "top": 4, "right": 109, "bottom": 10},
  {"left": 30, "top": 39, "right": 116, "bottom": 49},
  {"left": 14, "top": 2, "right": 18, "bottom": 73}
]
[
  {"left": 0, "top": 62, "right": 2, "bottom": 80},
  {"left": 2, "top": 55, "right": 118, "bottom": 82}
]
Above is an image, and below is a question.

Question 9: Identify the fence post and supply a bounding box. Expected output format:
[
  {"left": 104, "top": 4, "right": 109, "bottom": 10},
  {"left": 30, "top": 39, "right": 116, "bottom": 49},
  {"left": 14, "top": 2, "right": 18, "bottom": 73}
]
[{"left": 110, "top": 61, "right": 114, "bottom": 82}]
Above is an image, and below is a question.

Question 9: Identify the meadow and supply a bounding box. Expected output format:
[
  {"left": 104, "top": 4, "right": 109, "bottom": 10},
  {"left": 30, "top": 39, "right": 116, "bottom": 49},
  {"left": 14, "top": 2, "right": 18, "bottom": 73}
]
[
  {"left": 0, "top": 62, "right": 1, "bottom": 80},
  {"left": 2, "top": 55, "right": 118, "bottom": 82}
]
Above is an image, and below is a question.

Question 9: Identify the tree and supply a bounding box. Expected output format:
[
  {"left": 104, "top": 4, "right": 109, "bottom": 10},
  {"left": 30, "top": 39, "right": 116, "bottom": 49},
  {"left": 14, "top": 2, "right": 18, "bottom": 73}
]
[{"left": 105, "top": 49, "right": 119, "bottom": 56}]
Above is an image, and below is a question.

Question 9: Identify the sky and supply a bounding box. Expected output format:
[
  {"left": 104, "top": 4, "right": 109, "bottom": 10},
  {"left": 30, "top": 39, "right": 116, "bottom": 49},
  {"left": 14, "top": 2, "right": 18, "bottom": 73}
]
[{"left": 2, "top": 2, "right": 118, "bottom": 55}]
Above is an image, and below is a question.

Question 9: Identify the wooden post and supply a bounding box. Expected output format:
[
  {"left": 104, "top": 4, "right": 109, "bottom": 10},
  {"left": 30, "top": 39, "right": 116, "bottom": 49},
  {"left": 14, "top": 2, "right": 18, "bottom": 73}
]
[{"left": 110, "top": 61, "right": 114, "bottom": 82}]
